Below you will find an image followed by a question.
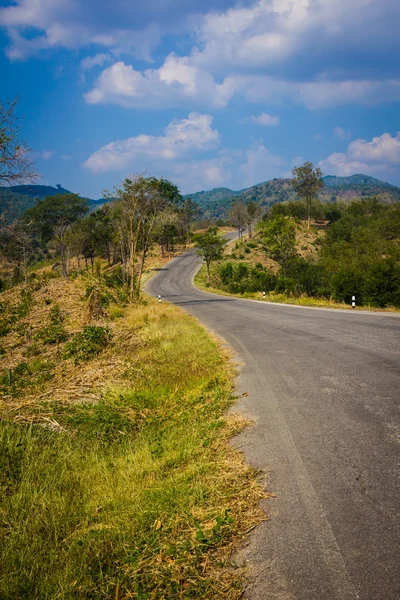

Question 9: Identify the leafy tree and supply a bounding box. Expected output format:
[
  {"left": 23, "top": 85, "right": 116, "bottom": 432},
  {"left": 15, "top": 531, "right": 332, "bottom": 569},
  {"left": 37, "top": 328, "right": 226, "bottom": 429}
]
[
  {"left": 261, "top": 215, "right": 297, "bottom": 277},
  {"left": 105, "top": 175, "right": 181, "bottom": 298},
  {"left": 195, "top": 228, "right": 226, "bottom": 285},
  {"left": 24, "top": 193, "right": 88, "bottom": 277},
  {"left": 291, "top": 161, "right": 323, "bottom": 229}
]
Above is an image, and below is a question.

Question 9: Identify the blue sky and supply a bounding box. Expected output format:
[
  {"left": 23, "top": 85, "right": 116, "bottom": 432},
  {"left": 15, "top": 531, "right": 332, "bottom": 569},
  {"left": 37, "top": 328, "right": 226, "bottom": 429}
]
[{"left": 1, "top": 0, "right": 399, "bottom": 198}]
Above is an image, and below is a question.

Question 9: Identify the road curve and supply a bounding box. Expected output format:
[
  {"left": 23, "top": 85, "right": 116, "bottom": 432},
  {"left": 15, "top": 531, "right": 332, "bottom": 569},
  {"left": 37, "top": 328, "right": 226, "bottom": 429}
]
[{"left": 145, "top": 246, "right": 400, "bottom": 600}]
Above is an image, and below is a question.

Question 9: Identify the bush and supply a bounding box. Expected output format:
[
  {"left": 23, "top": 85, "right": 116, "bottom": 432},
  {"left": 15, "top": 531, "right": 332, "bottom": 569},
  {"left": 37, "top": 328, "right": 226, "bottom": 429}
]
[{"left": 63, "top": 326, "right": 112, "bottom": 364}]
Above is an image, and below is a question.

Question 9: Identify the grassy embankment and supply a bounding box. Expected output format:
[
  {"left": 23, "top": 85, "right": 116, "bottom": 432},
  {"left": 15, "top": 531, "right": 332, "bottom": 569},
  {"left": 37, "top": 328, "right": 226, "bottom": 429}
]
[
  {"left": 0, "top": 265, "right": 264, "bottom": 599},
  {"left": 195, "top": 228, "right": 399, "bottom": 312}
]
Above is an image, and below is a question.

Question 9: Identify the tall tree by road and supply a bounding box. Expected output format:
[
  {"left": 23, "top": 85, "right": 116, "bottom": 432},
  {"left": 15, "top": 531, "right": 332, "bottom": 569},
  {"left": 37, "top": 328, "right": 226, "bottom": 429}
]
[
  {"left": 261, "top": 214, "right": 297, "bottom": 278},
  {"left": 291, "top": 161, "right": 323, "bottom": 230},
  {"left": 195, "top": 227, "right": 226, "bottom": 286},
  {"left": 229, "top": 199, "right": 247, "bottom": 238},
  {"left": 246, "top": 201, "right": 262, "bottom": 238},
  {"left": 179, "top": 198, "right": 200, "bottom": 244}
]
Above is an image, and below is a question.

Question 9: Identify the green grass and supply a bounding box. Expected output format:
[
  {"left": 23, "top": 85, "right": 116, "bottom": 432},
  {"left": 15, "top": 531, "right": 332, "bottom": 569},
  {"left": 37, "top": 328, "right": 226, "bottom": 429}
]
[
  {"left": 0, "top": 299, "right": 262, "bottom": 599},
  {"left": 194, "top": 263, "right": 400, "bottom": 312}
]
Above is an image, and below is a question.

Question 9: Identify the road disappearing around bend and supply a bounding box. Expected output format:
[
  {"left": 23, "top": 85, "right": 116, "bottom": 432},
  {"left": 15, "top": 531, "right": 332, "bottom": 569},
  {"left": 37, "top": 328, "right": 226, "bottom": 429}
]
[{"left": 146, "top": 240, "right": 400, "bottom": 600}]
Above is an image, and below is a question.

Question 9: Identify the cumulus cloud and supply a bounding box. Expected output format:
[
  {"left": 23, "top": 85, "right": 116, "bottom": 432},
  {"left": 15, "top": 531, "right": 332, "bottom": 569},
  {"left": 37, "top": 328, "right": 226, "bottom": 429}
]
[
  {"left": 84, "top": 58, "right": 235, "bottom": 108},
  {"left": 170, "top": 156, "right": 233, "bottom": 193},
  {"left": 85, "top": 60, "right": 400, "bottom": 110},
  {"left": 319, "top": 132, "right": 400, "bottom": 177},
  {"left": 250, "top": 113, "right": 280, "bottom": 126},
  {"left": 192, "top": 0, "right": 400, "bottom": 76},
  {"left": 83, "top": 112, "right": 220, "bottom": 173},
  {"left": 2, "top": 0, "right": 400, "bottom": 112},
  {"left": 239, "top": 143, "right": 286, "bottom": 187},
  {"left": 0, "top": 0, "right": 161, "bottom": 60},
  {"left": 41, "top": 150, "right": 53, "bottom": 160}
]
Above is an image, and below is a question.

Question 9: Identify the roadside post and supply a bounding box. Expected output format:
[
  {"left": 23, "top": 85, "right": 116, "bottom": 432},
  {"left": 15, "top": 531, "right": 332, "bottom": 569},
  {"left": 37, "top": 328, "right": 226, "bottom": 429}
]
[
  {"left": 158, "top": 295, "right": 161, "bottom": 303},
  {"left": 263, "top": 292, "right": 266, "bottom": 300},
  {"left": 352, "top": 295, "right": 356, "bottom": 309}
]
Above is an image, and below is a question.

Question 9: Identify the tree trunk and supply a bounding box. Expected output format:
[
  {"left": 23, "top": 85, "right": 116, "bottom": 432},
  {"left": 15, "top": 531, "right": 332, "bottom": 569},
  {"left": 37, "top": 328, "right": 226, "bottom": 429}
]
[{"left": 61, "top": 242, "right": 67, "bottom": 278}]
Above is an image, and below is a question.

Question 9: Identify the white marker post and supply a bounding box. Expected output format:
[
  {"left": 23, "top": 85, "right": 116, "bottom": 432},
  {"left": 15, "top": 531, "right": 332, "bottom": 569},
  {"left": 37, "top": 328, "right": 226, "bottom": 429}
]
[
  {"left": 263, "top": 292, "right": 266, "bottom": 300},
  {"left": 352, "top": 295, "right": 356, "bottom": 309},
  {"left": 158, "top": 295, "right": 161, "bottom": 303}
]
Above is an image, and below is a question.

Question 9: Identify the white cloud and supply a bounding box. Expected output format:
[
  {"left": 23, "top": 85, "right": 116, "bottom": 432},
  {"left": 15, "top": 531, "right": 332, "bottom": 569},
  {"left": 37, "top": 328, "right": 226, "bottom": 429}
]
[
  {"left": 239, "top": 75, "right": 400, "bottom": 109},
  {"left": 84, "top": 57, "right": 235, "bottom": 108},
  {"left": 61, "top": 154, "right": 71, "bottom": 160},
  {"left": 192, "top": 0, "right": 399, "bottom": 73},
  {"left": 83, "top": 112, "right": 220, "bottom": 173},
  {"left": 81, "top": 53, "right": 109, "bottom": 70},
  {"left": 85, "top": 60, "right": 400, "bottom": 110},
  {"left": 239, "top": 143, "right": 286, "bottom": 187},
  {"left": 250, "top": 113, "right": 279, "bottom": 126},
  {"left": 313, "top": 134, "right": 323, "bottom": 141},
  {"left": 170, "top": 156, "right": 233, "bottom": 193},
  {"left": 319, "top": 132, "right": 400, "bottom": 177},
  {"left": 41, "top": 150, "right": 53, "bottom": 160},
  {"left": 0, "top": 0, "right": 161, "bottom": 60},
  {"left": 334, "top": 127, "right": 351, "bottom": 140}
]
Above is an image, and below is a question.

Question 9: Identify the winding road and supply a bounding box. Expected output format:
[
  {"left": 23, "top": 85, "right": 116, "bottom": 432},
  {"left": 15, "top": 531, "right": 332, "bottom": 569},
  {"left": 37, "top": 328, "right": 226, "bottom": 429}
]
[{"left": 146, "top": 241, "right": 400, "bottom": 600}]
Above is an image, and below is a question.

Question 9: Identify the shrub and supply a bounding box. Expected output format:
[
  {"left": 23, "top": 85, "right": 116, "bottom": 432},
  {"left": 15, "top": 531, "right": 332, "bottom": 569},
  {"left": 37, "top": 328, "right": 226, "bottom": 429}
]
[
  {"left": 63, "top": 326, "right": 112, "bottom": 364},
  {"left": 219, "top": 262, "right": 234, "bottom": 284},
  {"left": 35, "top": 304, "right": 68, "bottom": 345}
]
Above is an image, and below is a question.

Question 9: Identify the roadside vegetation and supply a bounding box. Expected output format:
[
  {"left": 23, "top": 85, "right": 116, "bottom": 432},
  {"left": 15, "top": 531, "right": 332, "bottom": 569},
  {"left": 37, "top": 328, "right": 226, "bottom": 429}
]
[
  {"left": 195, "top": 197, "right": 400, "bottom": 310},
  {"left": 0, "top": 263, "right": 264, "bottom": 599}
]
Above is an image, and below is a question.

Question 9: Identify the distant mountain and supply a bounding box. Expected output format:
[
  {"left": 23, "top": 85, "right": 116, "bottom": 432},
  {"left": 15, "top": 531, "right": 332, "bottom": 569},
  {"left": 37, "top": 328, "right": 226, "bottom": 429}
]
[
  {"left": 0, "top": 184, "right": 105, "bottom": 224},
  {"left": 185, "top": 174, "right": 400, "bottom": 219}
]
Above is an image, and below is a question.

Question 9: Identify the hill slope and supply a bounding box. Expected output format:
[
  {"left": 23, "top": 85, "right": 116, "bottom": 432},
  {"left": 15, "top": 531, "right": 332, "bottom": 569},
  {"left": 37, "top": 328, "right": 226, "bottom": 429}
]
[
  {"left": 0, "top": 185, "right": 104, "bottom": 223},
  {"left": 186, "top": 174, "right": 400, "bottom": 219}
]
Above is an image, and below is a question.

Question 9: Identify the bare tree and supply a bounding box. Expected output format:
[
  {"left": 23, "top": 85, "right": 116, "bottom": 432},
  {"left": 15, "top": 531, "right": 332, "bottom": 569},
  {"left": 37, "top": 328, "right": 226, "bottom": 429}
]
[
  {"left": 0, "top": 97, "right": 38, "bottom": 189},
  {"left": 229, "top": 199, "right": 247, "bottom": 238},
  {"left": 246, "top": 201, "right": 262, "bottom": 238},
  {"left": 0, "top": 220, "right": 33, "bottom": 282}
]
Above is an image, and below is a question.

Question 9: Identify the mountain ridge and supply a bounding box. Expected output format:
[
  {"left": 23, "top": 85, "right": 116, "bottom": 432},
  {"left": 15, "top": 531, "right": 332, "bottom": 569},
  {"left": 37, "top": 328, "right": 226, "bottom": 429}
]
[
  {"left": 184, "top": 174, "right": 400, "bottom": 219},
  {"left": 1, "top": 174, "right": 399, "bottom": 224}
]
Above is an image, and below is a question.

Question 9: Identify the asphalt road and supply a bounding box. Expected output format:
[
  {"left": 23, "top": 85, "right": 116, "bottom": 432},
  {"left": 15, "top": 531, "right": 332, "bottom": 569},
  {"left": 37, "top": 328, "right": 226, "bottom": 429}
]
[{"left": 146, "top": 244, "right": 400, "bottom": 600}]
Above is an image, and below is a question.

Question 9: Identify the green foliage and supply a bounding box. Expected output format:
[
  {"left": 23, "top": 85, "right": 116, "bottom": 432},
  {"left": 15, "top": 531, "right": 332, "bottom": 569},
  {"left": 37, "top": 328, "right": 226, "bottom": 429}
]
[
  {"left": 212, "top": 198, "right": 400, "bottom": 308},
  {"left": 194, "top": 228, "right": 226, "bottom": 285},
  {"left": 0, "top": 359, "right": 54, "bottom": 395},
  {"left": 219, "top": 262, "right": 276, "bottom": 294},
  {"left": 260, "top": 215, "right": 297, "bottom": 274},
  {"left": 35, "top": 304, "right": 69, "bottom": 345},
  {"left": 63, "top": 326, "right": 112, "bottom": 364},
  {"left": 24, "top": 193, "right": 89, "bottom": 243},
  {"left": 0, "top": 288, "right": 34, "bottom": 337}
]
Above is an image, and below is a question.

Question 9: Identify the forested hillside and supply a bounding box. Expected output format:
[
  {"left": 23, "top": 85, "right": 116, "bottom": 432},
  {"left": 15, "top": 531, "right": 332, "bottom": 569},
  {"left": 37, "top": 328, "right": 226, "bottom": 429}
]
[
  {"left": 0, "top": 184, "right": 105, "bottom": 224},
  {"left": 197, "top": 197, "right": 400, "bottom": 309},
  {"left": 185, "top": 174, "right": 400, "bottom": 220}
]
